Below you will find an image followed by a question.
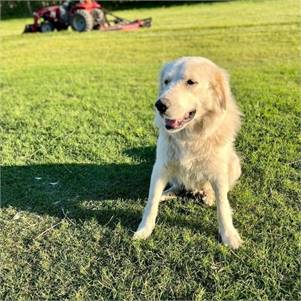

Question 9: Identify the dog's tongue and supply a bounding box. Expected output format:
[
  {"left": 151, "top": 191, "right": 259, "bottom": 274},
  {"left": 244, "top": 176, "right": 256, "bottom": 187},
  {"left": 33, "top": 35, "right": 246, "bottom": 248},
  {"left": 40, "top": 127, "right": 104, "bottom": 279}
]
[{"left": 165, "top": 118, "right": 182, "bottom": 129}]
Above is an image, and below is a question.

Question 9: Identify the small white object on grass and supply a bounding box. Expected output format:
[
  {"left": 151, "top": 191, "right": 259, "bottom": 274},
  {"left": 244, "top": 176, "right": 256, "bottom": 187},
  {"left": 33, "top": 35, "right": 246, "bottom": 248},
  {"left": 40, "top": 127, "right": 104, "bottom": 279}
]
[
  {"left": 13, "top": 212, "right": 21, "bottom": 220},
  {"left": 50, "top": 181, "right": 59, "bottom": 186}
]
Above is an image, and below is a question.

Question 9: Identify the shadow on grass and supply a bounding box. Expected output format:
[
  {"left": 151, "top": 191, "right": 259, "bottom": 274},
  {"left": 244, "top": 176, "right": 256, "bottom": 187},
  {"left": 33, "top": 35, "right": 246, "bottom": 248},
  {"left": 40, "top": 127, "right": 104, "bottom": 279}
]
[
  {"left": 2, "top": 146, "right": 217, "bottom": 236},
  {"left": 2, "top": 147, "right": 155, "bottom": 228}
]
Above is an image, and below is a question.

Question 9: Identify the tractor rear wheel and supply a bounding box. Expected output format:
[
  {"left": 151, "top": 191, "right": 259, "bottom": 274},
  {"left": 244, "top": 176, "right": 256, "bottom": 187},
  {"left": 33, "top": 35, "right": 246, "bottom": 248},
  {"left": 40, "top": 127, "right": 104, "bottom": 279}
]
[
  {"left": 41, "top": 21, "right": 54, "bottom": 33},
  {"left": 71, "top": 10, "right": 93, "bottom": 32},
  {"left": 91, "top": 9, "right": 104, "bottom": 28}
]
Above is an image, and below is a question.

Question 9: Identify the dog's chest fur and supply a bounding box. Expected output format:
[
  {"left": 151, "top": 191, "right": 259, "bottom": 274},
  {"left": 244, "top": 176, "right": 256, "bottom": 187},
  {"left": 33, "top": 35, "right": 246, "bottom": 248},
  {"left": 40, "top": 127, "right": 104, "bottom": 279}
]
[{"left": 166, "top": 134, "right": 212, "bottom": 191}]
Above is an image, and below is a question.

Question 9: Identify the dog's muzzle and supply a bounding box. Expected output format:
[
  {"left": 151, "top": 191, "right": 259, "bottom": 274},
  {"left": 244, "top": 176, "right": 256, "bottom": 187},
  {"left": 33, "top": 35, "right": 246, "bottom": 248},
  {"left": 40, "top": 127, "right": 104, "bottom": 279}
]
[{"left": 164, "top": 110, "right": 196, "bottom": 131}]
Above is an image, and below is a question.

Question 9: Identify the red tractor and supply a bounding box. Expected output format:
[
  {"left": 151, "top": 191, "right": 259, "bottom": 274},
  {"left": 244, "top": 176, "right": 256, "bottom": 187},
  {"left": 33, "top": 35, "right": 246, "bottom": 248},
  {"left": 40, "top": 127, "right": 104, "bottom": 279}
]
[{"left": 24, "top": 0, "right": 151, "bottom": 33}]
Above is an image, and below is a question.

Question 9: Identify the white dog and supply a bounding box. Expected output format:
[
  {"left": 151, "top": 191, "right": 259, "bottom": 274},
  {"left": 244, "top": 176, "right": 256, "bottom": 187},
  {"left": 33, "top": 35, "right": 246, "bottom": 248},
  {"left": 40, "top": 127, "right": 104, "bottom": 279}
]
[{"left": 133, "top": 57, "right": 243, "bottom": 249}]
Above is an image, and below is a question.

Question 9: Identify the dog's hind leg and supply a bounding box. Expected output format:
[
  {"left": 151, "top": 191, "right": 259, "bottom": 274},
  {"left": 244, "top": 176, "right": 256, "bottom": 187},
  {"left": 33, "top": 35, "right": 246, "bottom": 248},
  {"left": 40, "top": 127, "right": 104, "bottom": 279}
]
[
  {"left": 160, "top": 186, "right": 179, "bottom": 201},
  {"left": 201, "top": 181, "right": 215, "bottom": 206},
  {"left": 160, "top": 179, "right": 182, "bottom": 201}
]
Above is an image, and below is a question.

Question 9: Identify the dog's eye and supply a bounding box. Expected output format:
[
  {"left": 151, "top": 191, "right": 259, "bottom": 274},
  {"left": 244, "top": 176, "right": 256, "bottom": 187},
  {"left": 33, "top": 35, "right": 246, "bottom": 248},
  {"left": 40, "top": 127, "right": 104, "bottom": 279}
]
[
  {"left": 186, "top": 79, "right": 197, "bottom": 86},
  {"left": 164, "top": 79, "right": 170, "bottom": 85}
]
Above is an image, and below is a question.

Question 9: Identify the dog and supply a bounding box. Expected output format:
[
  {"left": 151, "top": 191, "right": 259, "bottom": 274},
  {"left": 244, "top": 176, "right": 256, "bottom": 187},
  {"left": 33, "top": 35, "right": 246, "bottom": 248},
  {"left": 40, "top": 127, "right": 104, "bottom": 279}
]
[{"left": 133, "top": 57, "right": 243, "bottom": 249}]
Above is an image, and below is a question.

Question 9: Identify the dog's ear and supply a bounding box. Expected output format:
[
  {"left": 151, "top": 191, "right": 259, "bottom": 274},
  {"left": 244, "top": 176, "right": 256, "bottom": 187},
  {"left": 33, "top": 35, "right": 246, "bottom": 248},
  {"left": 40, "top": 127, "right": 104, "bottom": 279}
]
[{"left": 211, "top": 68, "right": 231, "bottom": 110}]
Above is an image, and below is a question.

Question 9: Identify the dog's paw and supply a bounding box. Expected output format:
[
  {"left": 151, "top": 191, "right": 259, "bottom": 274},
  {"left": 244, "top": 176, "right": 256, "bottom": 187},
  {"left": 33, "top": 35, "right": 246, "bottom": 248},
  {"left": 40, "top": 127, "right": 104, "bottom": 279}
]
[
  {"left": 201, "top": 183, "right": 215, "bottom": 206},
  {"left": 220, "top": 228, "right": 243, "bottom": 249},
  {"left": 160, "top": 185, "right": 182, "bottom": 202},
  {"left": 133, "top": 226, "right": 154, "bottom": 240},
  {"left": 200, "top": 190, "right": 215, "bottom": 206},
  {"left": 160, "top": 190, "right": 177, "bottom": 201}
]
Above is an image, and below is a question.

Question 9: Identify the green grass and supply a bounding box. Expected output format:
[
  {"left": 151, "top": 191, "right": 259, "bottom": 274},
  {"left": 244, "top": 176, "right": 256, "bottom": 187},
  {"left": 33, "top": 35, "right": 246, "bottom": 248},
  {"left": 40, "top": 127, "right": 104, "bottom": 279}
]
[{"left": 1, "top": 0, "right": 300, "bottom": 300}]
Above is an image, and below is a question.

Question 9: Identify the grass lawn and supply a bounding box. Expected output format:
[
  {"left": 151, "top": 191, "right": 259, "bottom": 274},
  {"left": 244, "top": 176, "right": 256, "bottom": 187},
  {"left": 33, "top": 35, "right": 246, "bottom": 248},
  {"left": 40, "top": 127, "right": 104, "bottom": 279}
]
[{"left": 1, "top": 0, "right": 300, "bottom": 300}]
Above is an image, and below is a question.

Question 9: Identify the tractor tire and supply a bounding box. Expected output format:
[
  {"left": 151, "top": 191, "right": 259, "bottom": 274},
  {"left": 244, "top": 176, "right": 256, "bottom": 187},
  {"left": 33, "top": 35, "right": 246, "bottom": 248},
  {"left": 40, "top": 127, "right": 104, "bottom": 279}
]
[
  {"left": 71, "top": 10, "right": 93, "bottom": 32},
  {"left": 41, "top": 21, "right": 54, "bottom": 33},
  {"left": 91, "top": 9, "right": 104, "bottom": 27}
]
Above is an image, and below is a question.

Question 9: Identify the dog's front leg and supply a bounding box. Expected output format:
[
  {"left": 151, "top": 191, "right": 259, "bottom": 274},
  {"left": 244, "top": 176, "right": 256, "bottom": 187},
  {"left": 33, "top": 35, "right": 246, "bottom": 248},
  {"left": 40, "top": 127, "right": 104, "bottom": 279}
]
[
  {"left": 211, "top": 177, "right": 242, "bottom": 249},
  {"left": 133, "top": 162, "right": 169, "bottom": 240}
]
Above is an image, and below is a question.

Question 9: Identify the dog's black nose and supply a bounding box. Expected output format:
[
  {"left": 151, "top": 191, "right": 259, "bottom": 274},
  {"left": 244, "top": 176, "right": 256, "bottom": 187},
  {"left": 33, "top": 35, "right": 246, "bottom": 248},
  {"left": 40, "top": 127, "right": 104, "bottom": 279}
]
[{"left": 155, "top": 99, "right": 167, "bottom": 114}]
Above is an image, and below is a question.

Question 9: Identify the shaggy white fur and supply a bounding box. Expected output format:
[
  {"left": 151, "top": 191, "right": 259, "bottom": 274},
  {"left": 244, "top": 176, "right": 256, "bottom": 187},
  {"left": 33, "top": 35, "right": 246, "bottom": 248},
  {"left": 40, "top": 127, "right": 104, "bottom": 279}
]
[{"left": 133, "top": 57, "right": 243, "bottom": 249}]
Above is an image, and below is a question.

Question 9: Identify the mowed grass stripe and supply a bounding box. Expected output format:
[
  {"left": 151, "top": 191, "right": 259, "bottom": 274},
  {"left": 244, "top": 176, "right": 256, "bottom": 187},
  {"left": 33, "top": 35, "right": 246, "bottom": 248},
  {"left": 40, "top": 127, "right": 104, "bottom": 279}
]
[{"left": 0, "top": 0, "right": 300, "bottom": 300}]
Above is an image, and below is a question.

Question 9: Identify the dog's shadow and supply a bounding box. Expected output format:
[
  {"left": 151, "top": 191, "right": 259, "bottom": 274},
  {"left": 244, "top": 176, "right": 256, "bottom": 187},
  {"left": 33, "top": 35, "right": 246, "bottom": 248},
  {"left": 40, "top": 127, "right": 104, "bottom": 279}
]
[{"left": 2, "top": 146, "right": 216, "bottom": 236}]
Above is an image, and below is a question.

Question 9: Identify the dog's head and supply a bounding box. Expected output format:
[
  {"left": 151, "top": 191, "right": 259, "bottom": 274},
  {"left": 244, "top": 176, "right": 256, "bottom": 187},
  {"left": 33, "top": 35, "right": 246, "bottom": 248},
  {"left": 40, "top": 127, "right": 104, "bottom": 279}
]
[{"left": 155, "top": 57, "right": 232, "bottom": 133}]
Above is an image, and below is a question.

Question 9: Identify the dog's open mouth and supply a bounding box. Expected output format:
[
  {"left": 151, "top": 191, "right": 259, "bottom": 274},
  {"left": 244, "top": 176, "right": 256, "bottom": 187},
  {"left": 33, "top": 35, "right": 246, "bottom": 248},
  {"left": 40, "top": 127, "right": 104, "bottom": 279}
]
[{"left": 164, "top": 110, "right": 196, "bottom": 130}]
